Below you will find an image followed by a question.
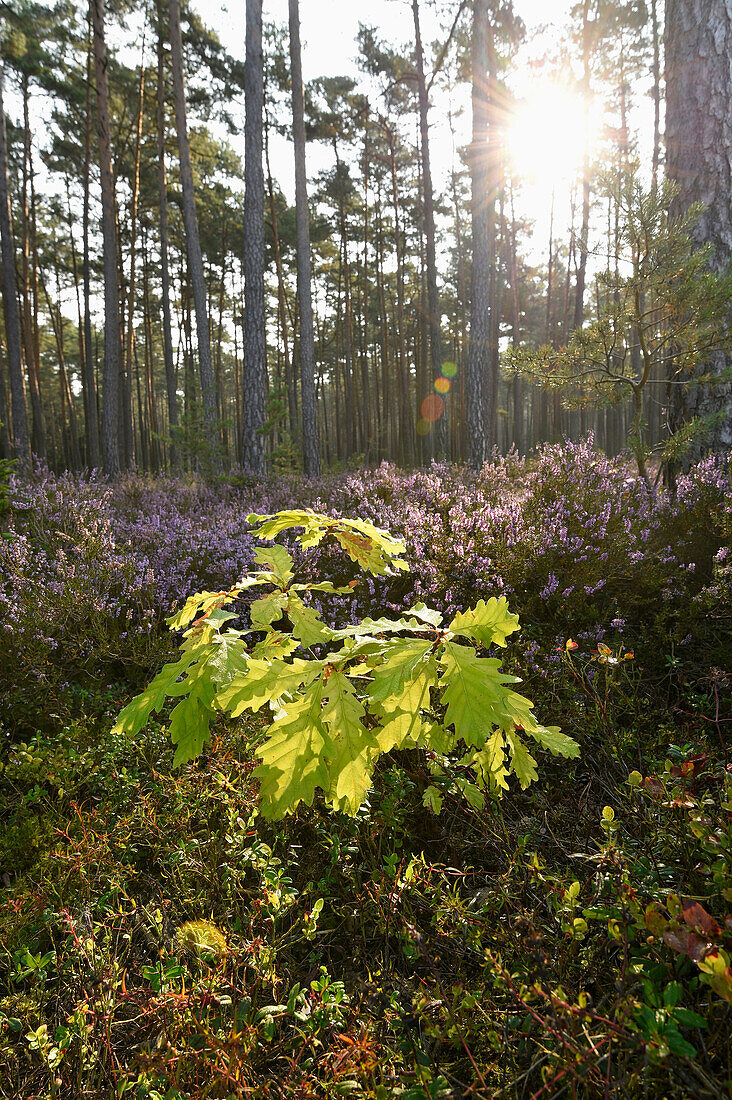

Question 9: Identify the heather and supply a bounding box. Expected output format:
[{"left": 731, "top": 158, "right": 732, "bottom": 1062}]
[
  {"left": 2, "top": 440, "right": 729, "bottom": 734},
  {"left": 1, "top": 443, "right": 731, "bottom": 1099}
]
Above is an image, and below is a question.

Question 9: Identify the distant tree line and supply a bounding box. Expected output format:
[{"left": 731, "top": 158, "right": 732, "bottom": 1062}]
[{"left": 0, "top": 0, "right": 729, "bottom": 477}]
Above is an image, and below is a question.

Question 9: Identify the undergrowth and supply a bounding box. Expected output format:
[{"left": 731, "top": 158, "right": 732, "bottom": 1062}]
[{"left": 0, "top": 448, "right": 730, "bottom": 1098}]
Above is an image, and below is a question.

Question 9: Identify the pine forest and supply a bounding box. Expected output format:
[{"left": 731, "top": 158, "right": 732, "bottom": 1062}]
[{"left": 0, "top": 1, "right": 731, "bottom": 1096}]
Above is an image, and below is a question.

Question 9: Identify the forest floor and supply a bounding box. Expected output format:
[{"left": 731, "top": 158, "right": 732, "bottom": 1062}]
[{"left": 1, "top": 443, "right": 731, "bottom": 1099}]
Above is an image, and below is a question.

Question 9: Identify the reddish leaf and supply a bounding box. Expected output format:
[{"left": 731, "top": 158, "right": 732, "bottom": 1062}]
[
  {"left": 682, "top": 899, "right": 721, "bottom": 937},
  {"left": 644, "top": 903, "right": 668, "bottom": 937},
  {"left": 663, "top": 926, "right": 713, "bottom": 963},
  {"left": 643, "top": 776, "right": 664, "bottom": 799}
]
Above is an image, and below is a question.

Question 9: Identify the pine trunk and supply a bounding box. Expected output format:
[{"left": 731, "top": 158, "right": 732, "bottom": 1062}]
[
  {"left": 0, "top": 59, "right": 29, "bottom": 466},
  {"left": 168, "top": 0, "right": 219, "bottom": 464},
  {"left": 413, "top": 0, "right": 445, "bottom": 460},
  {"left": 156, "top": 11, "right": 179, "bottom": 472},
  {"left": 288, "top": 0, "right": 320, "bottom": 476},
  {"left": 90, "top": 0, "right": 122, "bottom": 476},
  {"left": 466, "top": 0, "right": 490, "bottom": 469},
  {"left": 241, "top": 0, "right": 268, "bottom": 473},
  {"left": 666, "top": 0, "right": 732, "bottom": 457}
]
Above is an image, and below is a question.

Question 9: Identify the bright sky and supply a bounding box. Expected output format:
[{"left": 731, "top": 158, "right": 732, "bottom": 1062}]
[{"left": 193, "top": 0, "right": 580, "bottom": 250}]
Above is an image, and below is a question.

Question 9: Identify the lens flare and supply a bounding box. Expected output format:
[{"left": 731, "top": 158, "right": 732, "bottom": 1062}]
[
  {"left": 421, "top": 394, "right": 444, "bottom": 423},
  {"left": 434, "top": 377, "right": 450, "bottom": 395},
  {"left": 441, "top": 362, "right": 458, "bottom": 378}
]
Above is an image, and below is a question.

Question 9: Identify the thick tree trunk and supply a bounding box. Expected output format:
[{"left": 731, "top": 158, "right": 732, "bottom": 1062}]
[
  {"left": 465, "top": 0, "right": 490, "bottom": 469},
  {"left": 288, "top": 0, "right": 320, "bottom": 476},
  {"left": 651, "top": 0, "right": 662, "bottom": 195},
  {"left": 666, "top": 0, "right": 732, "bottom": 457},
  {"left": 123, "top": 42, "right": 146, "bottom": 470},
  {"left": 241, "top": 0, "right": 268, "bottom": 473},
  {"left": 168, "top": 0, "right": 219, "bottom": 464},
  {"left": 573, "top": 0, "right": 593, "bottom": 331},
  {"left": 91, "top": 0, "right": 122, "bottom": 476},
  {"left": 0, "top": 59, "right": 30, "bottom": 467},
  {"left": 384, "top": 124, "right": 412, "bottom": 465},
  {"left": 82, "top": 31, "right": 100, "bottom": 469},
  {"left": 156, "top": 12, "right": 179, "bottom": 473},
  {"left": 21, "top": 79, "right": 46, "bottom": 462},
  {"left": 264, "top": 108, "right": 296, "bottom": 438},
  {"left": 412, "top": 0, "right": 446, "bottom": 460}
]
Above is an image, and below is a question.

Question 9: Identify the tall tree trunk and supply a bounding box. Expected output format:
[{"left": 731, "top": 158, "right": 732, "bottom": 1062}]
[
  {"left": 123, "top": 37, "right": 146, "bottom": 469},
  {"left": 413, "top": 0, "right": 445, "bottom": 459},
  {"left": 465, "top": 0, "right": 490, "bottom": 469},
  {"left": 288, "top": 0, "right": 320, "bottom": 475},
  {"left": 20, "top": 77, "right": 46, "bottom": 462},
  {"left": 508, "top": 182, "right": 522, "bottom": 453},
  {"left": 666, "top": 0, "right": 732, "bottom": 457},
  {"left": 264, "top": 106, "right": 296, "bottom": 437},
  {"left": 241, "top": 0, "right": 267, "bottom": 473},
  {"left": 651, "top": 0, "right": 662, "bottom": 195},
  {"left": 384, "top": 123, "right": 412, "bottom": 465},
  {"left": 156, "top": 10, "right": 179, "bottom": 472},
  {"left": 82, "top": 28, "right": 100, "bottom": 468},
  {"left": 573, "top": 0, "right": 593, "bottom": 331},
  {"left": 0, "top": 338, "right": 11, "bottom": 460},
  {"left": 168, "top": 0, "right": 219, "bottom": 463},
  {"left": 0, "top": 58, "right": 29, "bottom": 467},
  {"left": 91, "top": 0, "right": 122, "bottom": 475},
  {"left": 333, "top": 147, "right": 355, "bottom": 457}
]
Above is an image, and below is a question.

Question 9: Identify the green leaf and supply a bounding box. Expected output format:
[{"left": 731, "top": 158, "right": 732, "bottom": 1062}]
[
  {"left": 366, "top": 640, "right": 433, "bottom": 704},
  {"left": 250, "top": 592, "right": 287, "bottom": 628},
  {"left": 248, "top": 510, "right": 408, "bottom": 576},
  {"left": 286, "top": 595, "right": 333, "bottom": 647},
  {"left": 247, "top": 509, "right": 325, "bottom": 543},
  {"left": 217, "top": 658, "right": 322, "bottom": 716},
  {"left": 321, "top": 671, "right": 371, "bottom": 814},
  {"left": 292, "top": 580, "right": 356, "bottom": 595},
  {"left": 112, "top": 651, "right": 198, "bottom": 737},
  {"left": 170, "top": 696, "right": 214, "bottom": 768},
  {"left": 523, "top": 723, "right": 580, "bottom": 759},
  {"left": 369, "top": 649, "right": 437, "bottom": 753},
  {"left": 473, "top": 730, "right": 510, "bottom": 792},
  {"left": 439, "top": 641, "right": 514, "bottom": 748},
  {"left": 254, "top": 679, "right": 330, "bottom": 819},
  {"left": 167, "top": 590, "right": 237, "bottom": 632},
  {"left": 252, "top": 545, "right": 294, "bottom": 587},
  {"left": 423, "top": 785, "right": 443, "bottom": 814},
  {"left": 252, "top": 631, "right": 300, "bottom": 659},
  {"left": 505, "top": 730, "right": 538, "bottom": 789},
  {"left": 407, "top": 603, "right": 443, "bottom": 628},
  {"left": 454, "top": 777, "right": 485, "bottom": 810},
  {"left": 449, "top": 597, "right": 520, "bottom": 649}
]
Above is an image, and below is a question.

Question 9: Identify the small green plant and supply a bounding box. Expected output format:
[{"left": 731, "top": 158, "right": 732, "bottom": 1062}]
[{"left": 114, "top": 510, "right": 579, "bottom": 819}]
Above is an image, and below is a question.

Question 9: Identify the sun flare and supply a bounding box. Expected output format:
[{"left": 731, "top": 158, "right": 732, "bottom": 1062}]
[{"left": 506, "top": 84, "right": 599, "bottom": 188}]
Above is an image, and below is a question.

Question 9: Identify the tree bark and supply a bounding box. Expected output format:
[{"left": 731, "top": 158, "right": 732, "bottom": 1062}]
[
  {"left": 156, "top": 9, "right": 179, "bottom": 473},
  {"left": 168, "top": 0, "right": 219, "bottom": 464},
  {"left": 666, "top": 0, "right": 732, "bottom": 457},
  {"left": 91, "top": 0, "right": 122, "bottom": 476},
  {"left": 573, "top": 0, "right": 593, "bottom": 331},
  {"left": 412, "top": 0, "right": 446, "bottom": 459},
  {"left": 465, "top": 0, "right": 490, "bottom": 469},
  {"left": 0, "top": 58, "right": 30, "bottom": 467},
  {"left": 123, "top": 39, "right": 146, "bottom": 469},
  {"left": 288, "top": 0, "right": 320, "bottom": 476},
  {"left": 82, "top": 28, "right": 100, "bottom": 469},
  {"left": 241, "top": 0, "right": 268, "bottom": 473}
]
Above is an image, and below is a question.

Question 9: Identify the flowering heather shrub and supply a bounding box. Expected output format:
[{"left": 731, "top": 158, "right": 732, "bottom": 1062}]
[
  {"left": 0, "top": 471, "right": 163, "bottom": 731},
  {"left": 2, "top": 442, "right": 728, "bottom": 734}
]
